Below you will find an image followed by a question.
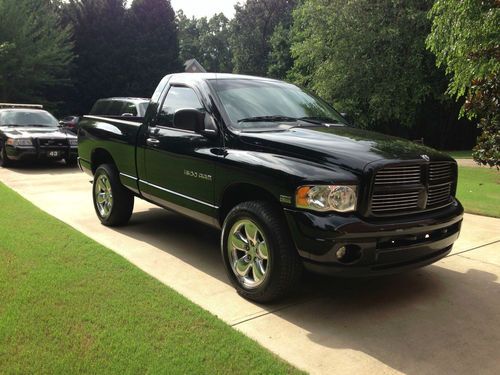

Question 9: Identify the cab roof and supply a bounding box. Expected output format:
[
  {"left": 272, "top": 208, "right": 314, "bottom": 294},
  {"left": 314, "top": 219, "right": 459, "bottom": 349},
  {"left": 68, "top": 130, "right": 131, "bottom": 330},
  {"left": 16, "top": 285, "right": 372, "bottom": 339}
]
[{"left": 167, "top": 72, "right": 282, "bottom": 84}]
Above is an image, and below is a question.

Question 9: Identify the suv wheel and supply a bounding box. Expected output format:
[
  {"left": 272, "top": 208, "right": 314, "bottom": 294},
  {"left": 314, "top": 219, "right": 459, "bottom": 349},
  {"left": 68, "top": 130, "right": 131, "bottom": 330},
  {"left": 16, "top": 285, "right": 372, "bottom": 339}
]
[
  {"left": 65, "top": 156, "right": 78, "bottom": 167},
  {"left": 93, "top": 164, "right": 134, "bottom": 226},
  {"left": 0, "top": 141, "right": 11, "bottom": 167},
  {"left": 221, "top": 201, "right": 302, "bottom": 303}
]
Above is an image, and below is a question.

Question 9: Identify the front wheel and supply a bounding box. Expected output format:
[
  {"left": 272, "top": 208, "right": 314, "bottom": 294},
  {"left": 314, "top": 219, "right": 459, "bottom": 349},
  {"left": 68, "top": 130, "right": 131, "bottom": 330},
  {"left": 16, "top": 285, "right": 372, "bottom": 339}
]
[
  {"left": 221, "top": 201, "right": 302, "bottom": 303},
  {"left": 0, "top": 141, "right": 11, "bottom": 167},
  {"left": 93, "top": 164, "right": 134, "bottom": 226}
]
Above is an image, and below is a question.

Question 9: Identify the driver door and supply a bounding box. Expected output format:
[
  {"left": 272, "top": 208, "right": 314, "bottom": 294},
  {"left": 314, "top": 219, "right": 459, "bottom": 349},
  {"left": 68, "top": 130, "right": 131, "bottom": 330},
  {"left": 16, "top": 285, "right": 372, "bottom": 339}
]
[{"left": 138, "top": 85, "right": 220, "bottom": 222}]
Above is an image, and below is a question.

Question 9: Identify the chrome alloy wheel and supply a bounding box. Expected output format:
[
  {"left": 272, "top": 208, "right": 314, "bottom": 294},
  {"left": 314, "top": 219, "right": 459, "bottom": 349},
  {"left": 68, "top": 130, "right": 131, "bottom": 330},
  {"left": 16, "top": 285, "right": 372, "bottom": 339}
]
[
  {"left": 94, "top": 174, "right": 113, "bottom": 219},
  {"left": 228, "top": 219, "right": 270, "bottom": 289}
]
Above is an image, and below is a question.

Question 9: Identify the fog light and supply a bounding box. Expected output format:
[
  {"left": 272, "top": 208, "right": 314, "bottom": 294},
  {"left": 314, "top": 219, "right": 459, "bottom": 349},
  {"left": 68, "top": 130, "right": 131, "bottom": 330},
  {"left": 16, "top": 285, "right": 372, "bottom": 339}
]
[{"left": 336, "top": 246, "right": 347, "bottom": 260}]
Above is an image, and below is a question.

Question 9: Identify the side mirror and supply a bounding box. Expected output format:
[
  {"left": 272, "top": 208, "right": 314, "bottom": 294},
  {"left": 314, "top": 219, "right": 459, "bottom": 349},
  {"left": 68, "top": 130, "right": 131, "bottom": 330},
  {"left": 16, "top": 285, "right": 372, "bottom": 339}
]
[
  {"left": 173, "top": 109, "right": 219, "bottom": 139},
  {"left": 58, "top": 120, "right": 64, "bottom": 126}
]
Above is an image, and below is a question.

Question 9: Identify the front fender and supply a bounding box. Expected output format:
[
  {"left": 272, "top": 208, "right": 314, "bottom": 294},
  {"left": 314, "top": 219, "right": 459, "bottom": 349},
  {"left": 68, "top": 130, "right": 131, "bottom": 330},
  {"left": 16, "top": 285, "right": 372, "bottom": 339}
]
[{"left": 215, "top": 149, "right": 358, "bottom": 208}]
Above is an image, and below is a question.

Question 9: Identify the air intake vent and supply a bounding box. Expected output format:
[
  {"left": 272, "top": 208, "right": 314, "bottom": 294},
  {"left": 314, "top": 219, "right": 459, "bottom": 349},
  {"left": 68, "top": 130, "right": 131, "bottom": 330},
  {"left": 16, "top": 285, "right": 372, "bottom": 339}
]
[{"left": 374, "top": 165, "right": 422, "bottom": 185}]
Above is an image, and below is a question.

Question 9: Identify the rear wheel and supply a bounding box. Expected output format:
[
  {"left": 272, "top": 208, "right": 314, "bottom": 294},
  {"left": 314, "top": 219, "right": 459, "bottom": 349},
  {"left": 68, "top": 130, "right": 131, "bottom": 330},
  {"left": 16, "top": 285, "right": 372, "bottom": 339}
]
[
  {"left": 93, "top": 164, "right": 134, "bottom": 226},
  {"left": 221, "top": 201, "right": 302, "bottom": 303},
  {"left": 0, "top": 141, "right": 11, "bottom": 167}
]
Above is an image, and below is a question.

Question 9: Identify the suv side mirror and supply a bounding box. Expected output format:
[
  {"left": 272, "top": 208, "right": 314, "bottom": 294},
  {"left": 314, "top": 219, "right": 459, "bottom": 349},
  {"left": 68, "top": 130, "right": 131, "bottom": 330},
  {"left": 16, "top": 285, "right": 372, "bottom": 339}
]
[{"left": 173, "top": 109, "right": 219, "bottom": 139}]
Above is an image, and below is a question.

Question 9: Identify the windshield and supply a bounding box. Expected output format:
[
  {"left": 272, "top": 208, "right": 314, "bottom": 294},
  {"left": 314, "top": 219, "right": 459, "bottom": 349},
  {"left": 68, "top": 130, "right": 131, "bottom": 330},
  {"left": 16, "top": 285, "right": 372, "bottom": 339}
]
[
  {"left": 211, "top": 79, "right": 347, "bottom": 130},
  {"left": 0, "top": 110, "right": 59, "bottom": 127}
]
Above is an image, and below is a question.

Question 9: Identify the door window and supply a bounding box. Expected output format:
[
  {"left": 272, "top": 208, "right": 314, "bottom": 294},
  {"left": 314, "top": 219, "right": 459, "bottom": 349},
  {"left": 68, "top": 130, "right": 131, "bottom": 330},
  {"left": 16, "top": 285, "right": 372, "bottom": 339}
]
[
  {"left": 157, "top": 86, "right": 203, "bottom": 130},
  {"left": 122, "top": 102, "right": 138, "bottom": 116},
  {"left": 108, "top": 101, "right": 125, "bottom": 116}
]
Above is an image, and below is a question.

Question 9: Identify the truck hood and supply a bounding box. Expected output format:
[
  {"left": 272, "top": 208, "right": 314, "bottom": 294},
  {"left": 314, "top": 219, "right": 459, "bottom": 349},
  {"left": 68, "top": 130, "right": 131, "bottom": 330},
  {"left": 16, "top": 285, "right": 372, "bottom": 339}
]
[
  {"left": 239, "top": 126, "right": 452, "bottom": 173},
  {"left": 0, "top": 126, "right": 76, "bottom": 139}
]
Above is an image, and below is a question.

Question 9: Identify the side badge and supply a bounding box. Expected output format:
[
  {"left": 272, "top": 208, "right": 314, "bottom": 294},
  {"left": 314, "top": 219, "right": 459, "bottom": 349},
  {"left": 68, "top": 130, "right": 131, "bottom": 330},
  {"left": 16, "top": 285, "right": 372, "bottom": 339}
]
[{"left": 279, "top": 195, "right": 292, "bottom": 204}]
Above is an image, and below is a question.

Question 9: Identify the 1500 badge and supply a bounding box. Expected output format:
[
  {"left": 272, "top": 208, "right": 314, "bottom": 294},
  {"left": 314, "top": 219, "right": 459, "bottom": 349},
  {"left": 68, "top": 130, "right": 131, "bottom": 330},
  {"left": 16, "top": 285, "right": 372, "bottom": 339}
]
[{"left": 184, "top": 170, "right": 213, "bottom": 181}]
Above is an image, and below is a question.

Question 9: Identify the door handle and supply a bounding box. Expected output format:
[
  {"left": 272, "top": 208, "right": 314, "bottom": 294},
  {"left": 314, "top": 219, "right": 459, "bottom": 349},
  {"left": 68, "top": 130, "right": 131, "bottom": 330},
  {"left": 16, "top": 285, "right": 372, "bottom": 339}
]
[{"left": 146, "top": 138, "right": 160, "bottom": 146}]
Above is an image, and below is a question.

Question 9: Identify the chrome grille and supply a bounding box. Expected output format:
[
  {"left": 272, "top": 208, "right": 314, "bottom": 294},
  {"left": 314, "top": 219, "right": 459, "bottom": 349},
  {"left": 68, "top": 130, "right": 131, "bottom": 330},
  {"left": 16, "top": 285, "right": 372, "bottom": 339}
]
[
  {"left": 38, "top": 138, "right": 68, "bottom": 148},
  {"left": 370, "top": 161, "right": 455, "bottom": 216},
  {"left": 374, "top": 165, "right": 421, "bottom": 185},
  {"left": 371, "top": 191, "right": 420, "bottom": 213}
]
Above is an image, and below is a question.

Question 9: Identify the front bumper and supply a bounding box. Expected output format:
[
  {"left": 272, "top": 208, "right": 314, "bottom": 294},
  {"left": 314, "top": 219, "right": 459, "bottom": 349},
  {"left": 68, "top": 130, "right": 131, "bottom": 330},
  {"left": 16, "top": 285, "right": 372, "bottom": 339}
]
[
  {"left": 285, "top": 199, "right": 463, "bottom": 277},
  {"left": 5, "top": 145, "right": 78, "bottom": 161}
]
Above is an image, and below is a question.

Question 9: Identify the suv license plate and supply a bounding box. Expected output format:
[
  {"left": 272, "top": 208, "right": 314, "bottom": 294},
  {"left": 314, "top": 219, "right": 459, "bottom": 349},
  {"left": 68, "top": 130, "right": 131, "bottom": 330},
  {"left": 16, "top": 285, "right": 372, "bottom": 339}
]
[{"left": 47, "top": 151, "right": 60, "bottom": 157}]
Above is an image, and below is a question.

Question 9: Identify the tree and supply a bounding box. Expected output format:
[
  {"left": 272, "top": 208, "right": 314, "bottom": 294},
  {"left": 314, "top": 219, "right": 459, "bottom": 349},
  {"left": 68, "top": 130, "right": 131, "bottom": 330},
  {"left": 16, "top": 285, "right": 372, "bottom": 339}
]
[
  {"left": 0, "top": 0, "right": 73, "bottom": 105},
  {"left": 289, "top": 0, "right": 442, "bottom": 130},
  {"left": 178, "top": 11, "right": 232, "bottom": 73},
  {"left": 63, "top": 0, "right": 130, "bottom": 113},
  {"left": 267, "top": 23, "right": 294, "bottom": 79},
  {"left": 128, "top": 0, "right": 181, "bottom": 96},
  {"left": 427, "top": 0, "right": 500, "bottom": 167},
  {"left": 230, "top": 0, "right": 296, "bottom": 76},
  {"left": 177, "top": 10, "right": 201, "bottom": 66}
]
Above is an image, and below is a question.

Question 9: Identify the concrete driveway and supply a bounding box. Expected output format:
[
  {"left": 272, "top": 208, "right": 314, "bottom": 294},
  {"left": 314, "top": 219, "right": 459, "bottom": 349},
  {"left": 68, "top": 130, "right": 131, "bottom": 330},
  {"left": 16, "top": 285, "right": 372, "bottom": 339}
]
[{"left": 1, "top": 163, "right": 499, "bottom": 374}]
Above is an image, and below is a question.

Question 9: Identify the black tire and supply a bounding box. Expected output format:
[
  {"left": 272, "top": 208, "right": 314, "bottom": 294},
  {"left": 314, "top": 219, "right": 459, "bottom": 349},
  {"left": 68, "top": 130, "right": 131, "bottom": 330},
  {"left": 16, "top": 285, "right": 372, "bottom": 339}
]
[
  {"left": 221, "top": 201, "right": 302, "bottom": 303},
  {"left": 65, "top": 156, "right": 78, "bottom": 167},
  {"left": 92, "top": 164, "right": 134, "bottom": 226},
  {"left": 0, "top": 141, "right": 11, "bottom": 167}
]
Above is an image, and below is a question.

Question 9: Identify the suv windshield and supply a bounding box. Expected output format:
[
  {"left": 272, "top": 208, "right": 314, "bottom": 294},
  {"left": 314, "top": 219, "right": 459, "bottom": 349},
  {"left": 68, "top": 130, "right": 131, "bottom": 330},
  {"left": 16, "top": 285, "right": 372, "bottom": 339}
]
[
  {"left": 0, "top": 110, "right": 59, "bottom": 127},
  {"left": 211, "top": 79, "right": 347, "bottom": 130}
]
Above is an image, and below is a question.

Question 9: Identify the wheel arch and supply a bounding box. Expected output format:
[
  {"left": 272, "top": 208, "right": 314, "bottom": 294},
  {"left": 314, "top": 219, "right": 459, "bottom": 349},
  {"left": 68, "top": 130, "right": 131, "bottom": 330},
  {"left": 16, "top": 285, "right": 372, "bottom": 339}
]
[
  {"left": 90, "top": 148, "right": 116, "bottom": 174},
  {"left": 219, "top": 183, "right": 282, "bottom": 225}
]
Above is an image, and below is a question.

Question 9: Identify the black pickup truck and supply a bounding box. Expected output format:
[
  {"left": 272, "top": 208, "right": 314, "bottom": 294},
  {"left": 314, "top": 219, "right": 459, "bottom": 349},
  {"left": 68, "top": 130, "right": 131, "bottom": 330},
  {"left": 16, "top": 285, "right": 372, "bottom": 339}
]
[{"left": 78, "top": 73, "right": 463, "bottom": 302}]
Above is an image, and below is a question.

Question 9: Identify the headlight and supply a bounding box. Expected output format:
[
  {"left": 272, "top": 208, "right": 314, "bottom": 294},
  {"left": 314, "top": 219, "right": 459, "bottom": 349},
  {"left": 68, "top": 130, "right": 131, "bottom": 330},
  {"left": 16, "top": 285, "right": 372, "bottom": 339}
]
[
  {"left": 6, "top": 138, "right": 33, "bottom": 146},
  {"left": 69, "top": 138, "right": 78, "bottom": 146},
  {"left": 296, "top": 185, "right": 357, "bottom": 212}
]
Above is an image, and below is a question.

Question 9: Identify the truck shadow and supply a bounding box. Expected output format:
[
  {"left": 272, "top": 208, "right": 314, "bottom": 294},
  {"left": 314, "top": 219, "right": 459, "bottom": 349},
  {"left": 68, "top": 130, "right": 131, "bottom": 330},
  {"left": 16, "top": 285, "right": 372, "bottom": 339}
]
[{"left": 113, "top": 207, "right": 500, "bottom": 374}]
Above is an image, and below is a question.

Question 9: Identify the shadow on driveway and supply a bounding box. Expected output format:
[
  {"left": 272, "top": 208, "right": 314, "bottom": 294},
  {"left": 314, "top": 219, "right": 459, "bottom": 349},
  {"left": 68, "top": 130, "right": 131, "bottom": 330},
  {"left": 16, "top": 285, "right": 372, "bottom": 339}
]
[{"left": 111, "top": 206, "right": 500, "bottom": 374}]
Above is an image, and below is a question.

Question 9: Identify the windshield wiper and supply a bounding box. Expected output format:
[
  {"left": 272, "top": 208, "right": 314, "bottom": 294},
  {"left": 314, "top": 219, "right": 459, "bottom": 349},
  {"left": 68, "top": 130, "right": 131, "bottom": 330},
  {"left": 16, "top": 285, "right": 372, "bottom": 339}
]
[
  {"left": 237, "top": 115, "right": 299, "bottom": 123},
  {"left": 298, "top": 116, "right": 344, "bottom": 125}
]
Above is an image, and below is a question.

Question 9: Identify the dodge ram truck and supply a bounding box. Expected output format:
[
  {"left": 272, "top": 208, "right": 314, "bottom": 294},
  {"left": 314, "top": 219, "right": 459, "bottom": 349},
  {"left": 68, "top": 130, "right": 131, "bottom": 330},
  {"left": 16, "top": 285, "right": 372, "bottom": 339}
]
[{"left": 78, "top": 73, "right": 463, "bottom": 302}]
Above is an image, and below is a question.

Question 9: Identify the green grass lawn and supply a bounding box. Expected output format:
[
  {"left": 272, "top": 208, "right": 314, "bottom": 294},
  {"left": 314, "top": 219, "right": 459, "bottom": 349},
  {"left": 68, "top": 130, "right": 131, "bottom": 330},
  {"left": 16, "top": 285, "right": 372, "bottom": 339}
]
[
  {"left": 447, "top": 150, "right": 473, "bottom": 159},
  {"left": 0, "top": 183, "right": 301, "bottom": 374},
  {"left": 457, "top": 166, "right": 500, "bottom": 218}
]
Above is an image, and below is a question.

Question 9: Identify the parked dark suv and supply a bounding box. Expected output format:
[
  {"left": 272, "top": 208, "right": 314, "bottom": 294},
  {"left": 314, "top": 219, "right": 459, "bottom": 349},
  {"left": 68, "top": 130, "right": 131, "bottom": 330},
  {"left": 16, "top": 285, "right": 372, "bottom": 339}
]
[
  {"left": 78, "top": 73, "right": 463, "bottom": 302},
  {"left": 89, "top": 97, "right": 149, "bottom": 118}
]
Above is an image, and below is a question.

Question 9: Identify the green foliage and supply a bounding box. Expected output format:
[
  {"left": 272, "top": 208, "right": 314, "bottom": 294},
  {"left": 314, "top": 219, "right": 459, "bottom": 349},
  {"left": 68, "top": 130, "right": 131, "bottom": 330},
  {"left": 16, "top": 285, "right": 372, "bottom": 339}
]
[
  {"left": 230, "top": 0, "right": 296, "bottom": 76},
  {"left": 267, "top": 23, "right": 293, "bottom": 79},
  {"left": 0, "top": 0, "right": 73, "bottom": 104},
  {"left": 289, "top": 0, "right": 440, "bottom": 129},
  {"left": 427, "top": 0, "right": 500, "bottom": 167},
  {"left": 63, "top": 0, "right": 129, "bottom": 113},
  {"left": 62, "top": 0, "right": 180, "bottom": 113},
  {"left": 178, "top": 11, "right": 232, "bottom": 72},
  {"left": 128, "top": 0, "right": 181, "bottom": 96}
]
